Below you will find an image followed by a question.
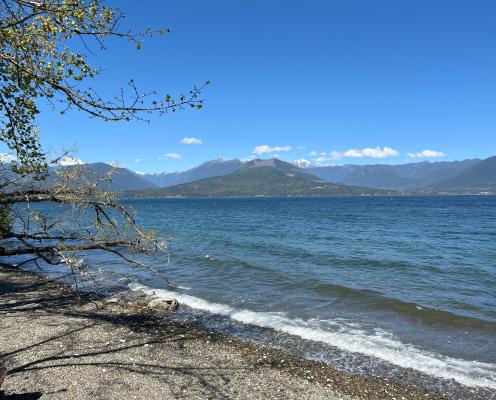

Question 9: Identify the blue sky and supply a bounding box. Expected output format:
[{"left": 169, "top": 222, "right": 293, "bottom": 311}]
[{"left": 5, "top": 1, "right": 496, "bottom": 172}]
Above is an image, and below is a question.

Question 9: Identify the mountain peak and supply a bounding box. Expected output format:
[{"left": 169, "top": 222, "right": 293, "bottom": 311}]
[
  {"left": 292, "top": 159, "right": 313, "bottom": 168},
  {"left": 57, "top": 156, "right": 85, "bottom": 166},
  {"left": 243, "top": 159, "right": 277, "bottom": 168},
  {"left": 213, "top": 157, "right": 231, "bottom": 162}
]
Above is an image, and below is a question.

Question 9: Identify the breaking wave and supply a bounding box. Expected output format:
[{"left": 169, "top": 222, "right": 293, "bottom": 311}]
[{"left": 129, "top": 282, "right": 496, "bottom": 389}]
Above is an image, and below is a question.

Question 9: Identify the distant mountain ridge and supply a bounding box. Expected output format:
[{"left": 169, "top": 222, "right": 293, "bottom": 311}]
[
  {"left": 426, "top": 156, "right": 496, "bottom": 192},
  {"left": 0, "top": 162, "right": 157, "bottom": 192},
  {"left": 306, "top": 159, "right": 482, "bottom": 190},
  {"left": 71, "top": 162, "right": 158, "bottom": 192},
  {"left": 139, "top": 156, "right": 490, "bottom": 193},
  {"left": 124, "top": 159, "right": 392, "bottom": 198},
  {"left": 141, "top": 158, "right": 242, "bottom": 187}
]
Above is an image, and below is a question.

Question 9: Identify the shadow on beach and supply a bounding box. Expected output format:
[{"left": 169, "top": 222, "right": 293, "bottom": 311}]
[
  {"left": 0, "top": 265, "right": 255, "bottom": 400},
  {"left": 0, "top": 392, "right": 43, "bottom": 400}
]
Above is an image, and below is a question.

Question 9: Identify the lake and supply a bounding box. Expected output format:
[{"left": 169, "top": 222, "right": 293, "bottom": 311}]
[{"left": 15, "top": 196, "right": 496, "bottom": 392}]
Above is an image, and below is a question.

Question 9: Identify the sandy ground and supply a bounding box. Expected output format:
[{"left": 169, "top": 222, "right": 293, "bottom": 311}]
[{"left": 0, "top": 265, "right": 449, "bottom": 400}]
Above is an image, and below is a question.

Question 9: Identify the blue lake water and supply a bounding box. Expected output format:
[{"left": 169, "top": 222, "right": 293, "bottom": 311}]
[{"left": 10, "top": 196, "right": 496, "bottom": 392}]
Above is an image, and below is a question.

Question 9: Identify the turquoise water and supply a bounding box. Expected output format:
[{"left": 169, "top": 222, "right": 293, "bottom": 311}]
[{"left": 11, "top": 196, "right": 496, "bottom": 392}]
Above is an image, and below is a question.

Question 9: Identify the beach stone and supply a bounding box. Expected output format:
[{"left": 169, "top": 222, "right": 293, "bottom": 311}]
[
  {"left": 105, "top": 296, "right": 120, "bottom": 304},
  {"left": 148, "top": 298, "right": 178, "bottom": 312}
]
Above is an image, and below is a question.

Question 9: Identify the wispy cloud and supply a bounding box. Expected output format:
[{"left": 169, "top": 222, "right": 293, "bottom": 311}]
[
  {"left": 0, "top": 153, "right": 16, "bottom": 163},
  {"left": 135, "top": 158, "right": 142, "bottom": 163},
  {"left": 407, "top": 149, "right": 446, "bottom": 158},
  {"left": 181, "top": 137, "right": 202, "bottom": 145},
  {"left": 162, "top": 152, "right": 182, "bottom": 159},
  {"left": 330, "top": 146, "right": 400, "bottom": 160},
  {"left": 252, "top": 144, "right": 292, "bottom": 155}
]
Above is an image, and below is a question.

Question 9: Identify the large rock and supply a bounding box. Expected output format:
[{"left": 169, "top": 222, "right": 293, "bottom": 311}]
[
  {"left": 103, "top": 291, "right": 178, "bottom": 314},
  {"left": 147, "top": 298, "right": 178, "bottom": 312}
]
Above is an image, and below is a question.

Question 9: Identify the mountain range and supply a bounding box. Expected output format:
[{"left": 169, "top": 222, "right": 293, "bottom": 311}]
[
  {"left": 125, "top": 159, "right": 390, "bottom": 198},
  {"left": 2, "top": 155, "right": 495, "bottom": 196},
  {"left": 306, "top": 159, "right": 483, "bottom": 191},
  {"left": 424, "top": 156, "right": 496, "bottom": 193},
  {"left": 136, "top": 156, "right": 496, "bottom": 194}
]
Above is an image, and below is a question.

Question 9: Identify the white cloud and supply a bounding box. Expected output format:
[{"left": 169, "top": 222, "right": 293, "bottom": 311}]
[
  {"left": 361, "top": 146, "right": 399, "bottom": 158},
  {"left": 309, "top": 150, "right": 318, "bottom": 157},
  {"left": 342, "top": 149, "right": 364, "bottom": 158},
  {"left": 330, "top": 146, "right": 400, "bottom": 160},
  {"left": 0, "top": 153, "right": 16, "bottom": 163},
  {"left": 58, "top": 156, "right": 85, "bottom": 166},
  {"left": 252, "top": 144, "right": 292, "bottom": 155},
  {"left": 407, "top": 149, "right": 446, "bottom": 158},
  {"left": 181, "top": 137, "right": 202, "bottom": 145},
  {"left": 163, "top": 152, "right": 181, "bottom": 159},
  {"left": 134, "top": 171, "right": 145, "bottom": 175},
  {"left": 135, "top": 158, "right": 142, "bottom": 163}
]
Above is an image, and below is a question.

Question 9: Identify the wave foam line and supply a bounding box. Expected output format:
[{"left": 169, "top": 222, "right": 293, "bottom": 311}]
[{"left": 129, "top": 283, "right": 496, "bottom": 389}]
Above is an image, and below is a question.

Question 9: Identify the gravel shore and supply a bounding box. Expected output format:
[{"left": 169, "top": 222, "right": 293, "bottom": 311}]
[{"left": 0, "top": 265, "right": 463, "bottom": 399}]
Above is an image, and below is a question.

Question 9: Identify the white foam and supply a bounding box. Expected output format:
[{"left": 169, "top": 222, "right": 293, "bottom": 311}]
[{"left": 129, "top": 283, "right": 496, "bottom": 389}]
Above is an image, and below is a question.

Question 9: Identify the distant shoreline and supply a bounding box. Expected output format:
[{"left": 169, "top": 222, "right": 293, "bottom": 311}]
[{"left": 120, "top": 192, "right": 496, "bottom": 200}]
